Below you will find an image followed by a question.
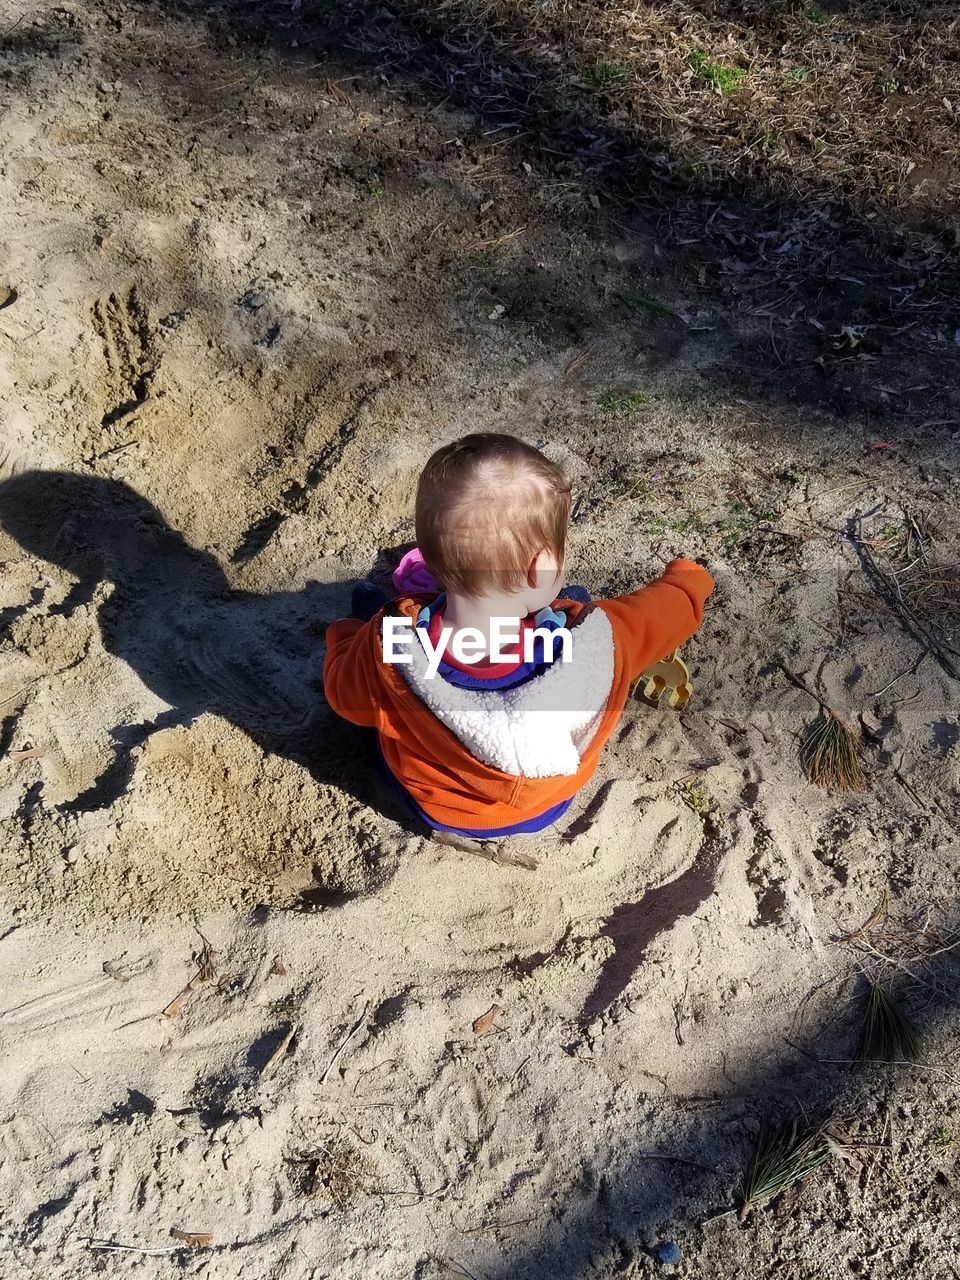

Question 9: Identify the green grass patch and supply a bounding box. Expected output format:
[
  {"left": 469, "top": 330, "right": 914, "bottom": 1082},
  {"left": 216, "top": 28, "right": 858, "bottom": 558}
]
[
  {"left": 676, "top": 780, "right": 714, "bottom": 817},
  {"left": 689, "top": 51, "right": 745, "bottom": 93},
  {"left": 716, "top": 500, "right": 776, "bottom": 554},
  {"left": 636, "top": 511, "right": 702, "bottom": 538},
  {"left": 585, "top": 60, "right": 627, "bottom": 89},
  {"left": 360, "top": 172, "right": 383, "bottom": 199},
  {"left": 599, "top": 390, "right": 650, "bottom": 418}
]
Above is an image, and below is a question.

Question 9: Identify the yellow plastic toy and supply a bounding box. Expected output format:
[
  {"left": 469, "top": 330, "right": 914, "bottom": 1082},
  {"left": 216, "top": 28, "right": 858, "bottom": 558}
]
[{"left": 633, "top": 648, "right": 692, "bottom": 710}]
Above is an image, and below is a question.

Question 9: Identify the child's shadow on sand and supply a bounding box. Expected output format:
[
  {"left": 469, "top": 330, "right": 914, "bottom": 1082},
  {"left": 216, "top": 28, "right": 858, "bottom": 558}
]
[{"left": 0, "top": 469, "right": 413, "bottom": 827}]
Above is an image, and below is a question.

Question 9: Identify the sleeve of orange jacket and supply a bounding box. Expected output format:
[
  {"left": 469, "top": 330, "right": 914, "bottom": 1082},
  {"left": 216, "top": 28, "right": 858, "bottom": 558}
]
[
  {"left": 599, "top": 558, "right": 715, "bottom": 680},
  {"left": 322, "top": 616, "right": 382, "bottom": 727}
]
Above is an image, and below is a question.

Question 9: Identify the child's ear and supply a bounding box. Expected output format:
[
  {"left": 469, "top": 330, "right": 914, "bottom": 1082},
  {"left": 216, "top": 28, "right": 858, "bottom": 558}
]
[{"left": 528, "top": 548, "right": 560, "bottom": 590}]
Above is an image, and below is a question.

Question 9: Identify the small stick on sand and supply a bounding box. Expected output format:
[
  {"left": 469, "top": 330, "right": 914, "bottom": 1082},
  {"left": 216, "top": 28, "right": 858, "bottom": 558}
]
[
  {"left": 776, "top": 662, "right": 830, "bottom": 711},
  {"left": 320, "top": 1002, "right": 371, "bottom": 1085},
  {"left": 260, "top": 1023, "right": 299, "bottom": 1077},
  {"left": 848, "top": 515, "right": 959, "bottom": 681},
  {"left": 636, "top": 1152, "right": 734, "bottom": 1176},
  {"left": 700, "top": 1207, "right": 737, "bottom": 1226},
  {"left": 461, "top": 1218, "right": 536, "bottom": 1235},
  {"left": 870, "top": 652, "right": 925, "bottom": 698},
  {"left": 444, "top": 1258, "right": 488, "bottom": 1280},
  {"left": 893, "top": 767, "right": 927, "bottom": 811},
  {"left": 87, "top": 1239, "right": 180, "bottom": 1256},
  {"left": 783, "top": 1036, "right": 960, "bottom": 1085},
  {"left": 472, "top": 1005, "right": 501, "bottom": 1037}
]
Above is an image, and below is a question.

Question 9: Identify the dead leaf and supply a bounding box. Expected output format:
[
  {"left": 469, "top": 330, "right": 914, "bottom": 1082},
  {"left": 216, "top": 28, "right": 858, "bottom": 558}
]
[
  {"left": 823, "top": 1128, "right": 864, "bottom": 1174},
  {"left": 270, "top": 957, "right": 287, "bottom": 977},
  {"left": 472, "top": 1004, "right": 502, "bottom": 1037},
  {"left": 8, "top": 747, "right": 43, "bottom": 761},
  {"left": 162, "top": 975, "right": 203, "bottom": 1018},
  {"left": 171, "top": 1228, "right": 212, "bottom": 1249}
]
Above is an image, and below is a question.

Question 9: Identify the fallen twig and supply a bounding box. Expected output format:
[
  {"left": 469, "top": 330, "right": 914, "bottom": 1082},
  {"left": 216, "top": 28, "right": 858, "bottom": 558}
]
[
  {"left": 870, "top": 1111, "right": 890, "bottom": 1198},
  {"left": 444, "top": 1258, "right": 488, "bottom": 1280},
  {"left": 777, "top": 662, "right": 829, "bottom": 710},
  {"left": 870, "top": 652, "right": 925, "bottom": 698},
  {"left": 783, "top": 1036, "right": 960, "bottom": 1085},
  {"left": 320, "top": 1002, "right": 371, "bottom": 1085},
  {"left": 162, "top": 975, "right": 204, "bottom": 1019},
  {"left": 464, "top": 225, "right": 526, "bottom": 251},
  {"left": 472, "top": 1005, "right": 501, "bottom": 1037},
  {"left": 461, "top": 1218, "right": 536, "bottom": 1235},
  {"left": 636, "top": 1151, "right": 734, "bottom": 1176},
  {"left": 893, "top": 767, "right": 927, "bottom": 811},
  {"left": 87, "top": 1239, "right": 180, "bottom": 1256}
]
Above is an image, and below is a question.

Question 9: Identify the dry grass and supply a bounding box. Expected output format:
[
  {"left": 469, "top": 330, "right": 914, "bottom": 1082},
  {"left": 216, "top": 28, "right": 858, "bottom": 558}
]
[
  {"left": 239, "top": 0, "right": 960, "bottom": 375},
  {"left": 839, "top": 895, "right": 960, "bottom": 1058},
  {"left": 854, "top": 507, "right": 960, "bottom": 665},
  {"left": 801, "top": 709, "right": 866, "bottom": 792},
  {"left": 899, "top": 565, "right": 960, "bottom": 638},
  {"left": 841, "top": 895, "right": 960, "bottom": 978},
  {"left": 416, "top": 0, "right": 959, "bottom": 220},
  {"left": 288, "top": 1138, "right": 374, "bottom": 1207}
]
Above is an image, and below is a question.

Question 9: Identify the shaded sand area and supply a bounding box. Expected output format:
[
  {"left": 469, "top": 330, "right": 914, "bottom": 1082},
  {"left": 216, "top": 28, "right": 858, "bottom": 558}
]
[{"left": 1, "top": 0, "right": 959, "bottom": 1275}]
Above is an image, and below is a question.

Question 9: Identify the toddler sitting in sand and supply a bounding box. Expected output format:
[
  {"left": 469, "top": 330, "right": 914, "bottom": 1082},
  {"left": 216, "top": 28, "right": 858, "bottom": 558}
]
[{"left": 324, "top": 433, "right": 714, "bottom": 839}]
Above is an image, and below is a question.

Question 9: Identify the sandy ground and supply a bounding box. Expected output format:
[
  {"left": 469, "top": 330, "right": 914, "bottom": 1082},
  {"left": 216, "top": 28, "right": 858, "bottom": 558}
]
[{"left": 2, "top": 1, "right": 960, "bottom": 1277}]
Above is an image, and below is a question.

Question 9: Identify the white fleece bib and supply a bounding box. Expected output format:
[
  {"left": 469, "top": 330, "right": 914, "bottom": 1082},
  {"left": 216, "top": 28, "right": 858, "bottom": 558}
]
[{"left": 395, "top": 608, "right": 615, "bottom": 778}]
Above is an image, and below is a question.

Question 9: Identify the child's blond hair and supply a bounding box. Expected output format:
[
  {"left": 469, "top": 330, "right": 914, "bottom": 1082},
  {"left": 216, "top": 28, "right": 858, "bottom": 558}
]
[{"left": 415, "top": 433, "right": 571, "bottom": 596}]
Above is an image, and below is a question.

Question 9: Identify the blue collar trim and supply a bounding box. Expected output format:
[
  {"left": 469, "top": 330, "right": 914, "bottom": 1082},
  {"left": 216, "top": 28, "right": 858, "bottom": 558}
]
[
  {"left": 411, "top": 595, "right": 568, "bottom": 691},
  {"left": 416, "top": 593, "right": 445, "bottom": 629}
]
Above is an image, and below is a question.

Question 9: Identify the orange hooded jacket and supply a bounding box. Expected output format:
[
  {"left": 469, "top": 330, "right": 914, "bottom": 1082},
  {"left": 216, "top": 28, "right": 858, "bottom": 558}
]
[{"left": 323, "top": 558, "right": 714, "bottom": 833}]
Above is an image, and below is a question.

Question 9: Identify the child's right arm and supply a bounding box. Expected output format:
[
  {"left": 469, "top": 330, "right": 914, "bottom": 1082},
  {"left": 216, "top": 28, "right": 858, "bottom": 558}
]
[{"left": 598, "top": 558, "right": 714, "bottom": 679}]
